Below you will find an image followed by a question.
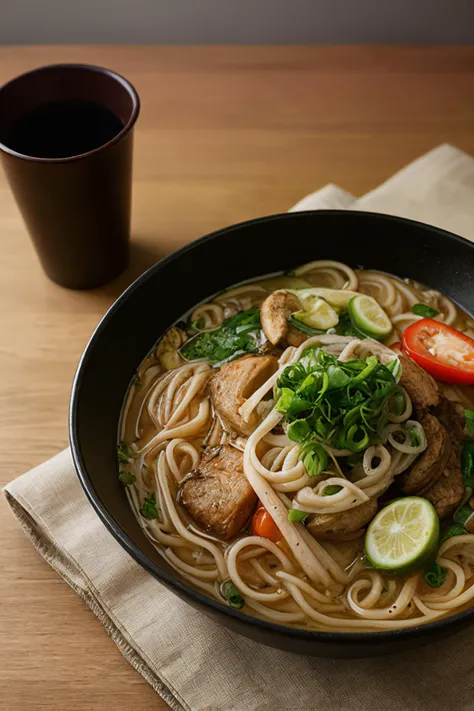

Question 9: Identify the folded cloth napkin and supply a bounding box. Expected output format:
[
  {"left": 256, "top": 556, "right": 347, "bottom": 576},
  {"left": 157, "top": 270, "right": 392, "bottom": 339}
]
[{"left": 5, "top": 144, "right": 474, "bottom": 711}]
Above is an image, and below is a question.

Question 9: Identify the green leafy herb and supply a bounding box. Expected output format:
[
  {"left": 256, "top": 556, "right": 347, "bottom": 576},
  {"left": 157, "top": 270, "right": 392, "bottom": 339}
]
[
  {"left": 300, "top": 441, "right": 329, "bottom": 477},
  {"left": 289, "top": 314, "right": 324, "bottom": 337},
  {"left": 408, "top": 428, "right": 421, "bottom": 447},
  {"left": 411, "top": 303, "right": 439, "bottom": 318},
  {"left": 180, "top": 307, "right": 262, "bottom": 364},
  {"left": 440, "top": 524, "right": 468, "bottom": 543},
  {"left": 277, "top": 347, "right": 398, "bottom": 460},
  {"left": 334, "top": 310, "right": 364, "bottom": 338},
  {"left": 139, "top": 492, "right": 159, "bottom": 520},
  {"left": 118, "top": 441, "right": 134, "bottom": 464},
  {"left": 390, "top": 391, "right": 406, "bottom": 417},
  {"left": 465, "top": 410, "right": 474, "bottom": 435},
  {"left": 462, "top": 438, "right": 474, "bottom": 487},
  {"left": 221, "top": 580, "right": 245, "bottom": 609},
  {"left": 119, "top": 470, "right": 136, "bottom": 485},
  {"left": 288, "top": 418, "right": 311, "bottom": 443},
  {"left": 453, "top": 506, "right": 474, "bottom": 527},
  {"left": 288, "top": 508, "right": 309, "bottom": 522},
  {"left": 323, "top": 485, "right": 343, "bottom": 496},
  {"left": 424, "top": 562, "right": 448, "bottom": 588}
]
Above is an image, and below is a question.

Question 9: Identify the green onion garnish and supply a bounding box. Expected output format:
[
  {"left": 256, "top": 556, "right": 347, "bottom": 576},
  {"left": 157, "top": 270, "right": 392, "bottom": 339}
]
[
  {"left": 424, "top": 562, "right": 448, "bottom": 588},
  {"left": 408, "top": 428, "right": 421, "bottom": 447},
  {"left": 118, "top": 441, "right": 134, "bottom": 463},
  {"left": 139, "top": 492, "right": 159, "bottom": 520},
  {"left": 411, "top": 303, "right": 439, "bottom": 318},
  {"left": 221, "top": 580, "right": 245, "bottom": 609},
  {"left": 119, "top": 470, "right": 136, "bottom": 485},
  {"left": 323, "top": 485, "right": 343, "bottom": 496},
  {"left": 288, "top": 509, "right": 309, "bottom": 522}
]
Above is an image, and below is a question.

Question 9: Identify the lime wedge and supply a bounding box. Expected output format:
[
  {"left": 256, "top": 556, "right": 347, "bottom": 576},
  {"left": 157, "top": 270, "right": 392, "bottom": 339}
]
[
  {"left": 290, "top": 287, "right": 360, "bottom": 311},
  {"left": 348, "top": 294, "right": 392, "bottom": 340},
  {"left": 365, "top": 497, "right": 439, "bottom": 575},
  {"left": 293, "top": 297, "right": 339, "bottom": 331}
]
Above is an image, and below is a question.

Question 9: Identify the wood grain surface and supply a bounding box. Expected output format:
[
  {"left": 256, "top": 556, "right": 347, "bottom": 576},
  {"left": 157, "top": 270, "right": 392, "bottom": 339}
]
[{"left": 0, "top": 45, "right": 473, "bottom": 710}]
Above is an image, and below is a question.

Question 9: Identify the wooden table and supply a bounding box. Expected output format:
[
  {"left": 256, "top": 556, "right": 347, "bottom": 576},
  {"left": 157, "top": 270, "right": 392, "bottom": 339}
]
[{"left": 0, "top": 45, "right": 473, "bottom": 710}]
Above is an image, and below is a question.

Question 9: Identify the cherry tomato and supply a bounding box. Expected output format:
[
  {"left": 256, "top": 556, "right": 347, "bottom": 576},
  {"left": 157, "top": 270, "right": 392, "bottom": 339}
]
[
  {"left": 251, "top": 502, "right": 281, "bottom": 543},
  {"left": 402, "top": 318, "right": 474, "bottom": 385}
]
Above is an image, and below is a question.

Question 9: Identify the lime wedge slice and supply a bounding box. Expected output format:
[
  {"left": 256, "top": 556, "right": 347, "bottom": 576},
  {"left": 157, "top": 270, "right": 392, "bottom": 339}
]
[
  {"left": 365, "top": 497, "right": 439, "bottom": 575},
  {"left": 290, "top": 287, "right": 360, "bottom": 311},
  {"left": 293, "top": 297, "right": 339, "bottom": 331},
  {"left": 348, "top": 294, "right": 392, "bottom": 340}
]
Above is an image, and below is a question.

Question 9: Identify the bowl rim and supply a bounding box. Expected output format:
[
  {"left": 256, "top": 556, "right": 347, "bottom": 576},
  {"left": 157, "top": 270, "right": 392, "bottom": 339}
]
[{"left": 70, "top": 209, "right": 474, "bottom": 645}]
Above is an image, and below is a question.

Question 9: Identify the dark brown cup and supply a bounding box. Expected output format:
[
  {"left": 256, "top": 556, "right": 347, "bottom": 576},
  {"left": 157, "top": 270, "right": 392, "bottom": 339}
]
[{"left": 0, "top": 64, "right": 140, "bottom": 289}]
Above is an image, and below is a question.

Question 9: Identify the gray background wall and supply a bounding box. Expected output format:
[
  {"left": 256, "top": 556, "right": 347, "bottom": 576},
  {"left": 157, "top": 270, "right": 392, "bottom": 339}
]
[{"left": 1, "top": 0, "right": 473, "bottom": 44}]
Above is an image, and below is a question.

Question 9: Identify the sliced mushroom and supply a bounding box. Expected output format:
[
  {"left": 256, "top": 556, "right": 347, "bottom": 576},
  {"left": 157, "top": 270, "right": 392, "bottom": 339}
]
[
  {"left": 260, "top": 290, "right": 306, "bottom": 347},
  {"left": 210, "top": 355, "right": 278, "bottom": 436}
]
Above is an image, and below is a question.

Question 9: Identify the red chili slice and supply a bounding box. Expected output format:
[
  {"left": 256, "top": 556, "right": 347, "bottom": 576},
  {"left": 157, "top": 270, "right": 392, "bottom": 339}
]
[{"left": 401, "top": 318, "right": 474, "bottom": 385}]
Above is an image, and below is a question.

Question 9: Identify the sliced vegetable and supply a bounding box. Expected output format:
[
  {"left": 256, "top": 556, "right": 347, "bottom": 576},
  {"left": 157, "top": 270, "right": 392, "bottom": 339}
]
[
  {"left": 347, "top": 295, "right": 392, "bottom": 341},
  {"left": 462, "top": 438, "right": 474, "bottom": 487},
  {"left": 251, "top": 503, "right": 281, "bottom": 543},
  {"left": 401, "top": 319, "right": 474, "bottom": 385},
  {"left": 465, "top": 410, "right": 474, "bottom": 435},
  {"left": 293, "top": 297, "right": 339, "bottom": 331},
  {"left": 408, "top": 428, "right": 421, "bottom": 447},
  {"left": 288, "top": 508, "right": 309, "bottom": 522},
  {"left": 221, "top": 580, "right": 245, "bottom": 609},
  {"left": 424, "top": 562, "right": 448, "bottom": 588},
  {"left": 364, "top": 497, "right": 439, "bottom": 575},
  {"left": 140, "top": 492, "right": 159, "bottom": 520},
  {"left": 119, "top": 470, "right": 136, "bottom": 485},
  {"left": 300, "top": 441, "right": 329, "bottom": 477},
  {"left": 118, "top": 441, "right": 134, "bottom": 464},
  {"left": 277, "top": 347, "right": 398, "bottom": 458},
  {"left": 289, "top": 314, "right": 324, "bottom": 337},
  {"left": 180, "top": 307, "right": 261, "bottom": 364},
  {"left": 290, "top": 287, "right": 360, "bottom": 311},
  {"left": 323, "top": 485, "right": 343, "bottom": 496},
  {"left": 453, "top": 505, "right": 474, "bottom": 531},
  {"left": 412, "top": 303, "right": 439, "bottom": 318}
]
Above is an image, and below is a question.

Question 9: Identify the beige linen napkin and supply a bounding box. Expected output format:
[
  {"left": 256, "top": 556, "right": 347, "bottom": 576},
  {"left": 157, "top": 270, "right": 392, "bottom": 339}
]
[{"left": 5, "top": 144, "right": 474, "bottom": 711}]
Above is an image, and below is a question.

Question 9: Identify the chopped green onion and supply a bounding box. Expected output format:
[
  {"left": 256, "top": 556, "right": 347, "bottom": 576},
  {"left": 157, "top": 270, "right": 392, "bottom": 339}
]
[
  {"left": 424, "top": 562, "right": 448, "bottom": 588},
  {"left": 288, "top": 508, "right": 309, "bottom": 522},
  {"left": 300, "top": 442, "right": 328, "bottom": 477},
  {"left": 118, "top": 441, "right": 134, "bottom": 463},
  {"left": 289, "top": 314, "right": 324, "bottom": 336},
  {"left": 453, "top": 506, "right": 473, "bottom": 527},
  {"left": 276, "top": 387, "right": 294, "bottom": 414},
  {"left": 139, "top": 492, "right": 159, "bottom": 520},
  {"left": 323, "top": 485, "right": 343, "bottom": 496},
  {"left": 390, "top": 391, "right": 406, "bottom": 417},
  {"left": 462, "top": 439, "right": 474, "bottom": 487},
  {"left": 221, "top": 580, "right": 245, "bottom": 609},
  {"left": 408, "top": 428, "right": 421, "bottom": 447},
  {"left": 411, "top": 303, "right": 439, "bottom": 318},
  {"left": 288, "top": 419, "right": 311, "bottom": 443},
  {"left": 345, "top": 424, "right": 370, "bottom": 452},
  {"left": 465, "top": 410, "right": 474, "bottom": 435},
  {"left": 119, "top": 470, "right": 136, "bottom": 485}
]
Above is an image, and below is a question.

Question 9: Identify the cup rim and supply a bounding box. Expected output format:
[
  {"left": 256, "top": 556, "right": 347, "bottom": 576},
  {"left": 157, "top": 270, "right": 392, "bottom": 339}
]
[{"left": 0, "top": 63, "right": 140, "bottom": 164}]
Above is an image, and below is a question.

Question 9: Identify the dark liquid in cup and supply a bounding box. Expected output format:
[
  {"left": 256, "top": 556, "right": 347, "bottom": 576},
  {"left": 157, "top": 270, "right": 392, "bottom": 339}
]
[{"left": 5, "top": 99, "right": 124, "bottom": 158}]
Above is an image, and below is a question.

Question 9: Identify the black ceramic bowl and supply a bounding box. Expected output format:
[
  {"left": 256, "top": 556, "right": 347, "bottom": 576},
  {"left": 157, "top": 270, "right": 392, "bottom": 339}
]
[{"left": 70, "top": 210, "right": 474, "bottom": 657}]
